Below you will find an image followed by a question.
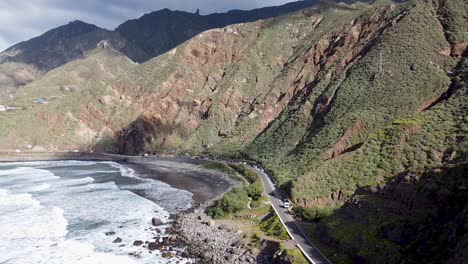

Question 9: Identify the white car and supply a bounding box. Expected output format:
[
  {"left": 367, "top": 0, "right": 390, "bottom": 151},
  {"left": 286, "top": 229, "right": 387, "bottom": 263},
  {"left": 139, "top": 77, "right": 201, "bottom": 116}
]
[{"left": 283, "top": 199, "right": 291, "bottom": 209}]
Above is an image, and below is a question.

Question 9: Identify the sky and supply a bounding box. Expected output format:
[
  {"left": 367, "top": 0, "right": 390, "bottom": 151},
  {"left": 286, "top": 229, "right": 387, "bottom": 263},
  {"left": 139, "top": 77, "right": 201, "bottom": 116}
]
[{"left": 0, "top": 0, "right": 294, "bottom": 52}]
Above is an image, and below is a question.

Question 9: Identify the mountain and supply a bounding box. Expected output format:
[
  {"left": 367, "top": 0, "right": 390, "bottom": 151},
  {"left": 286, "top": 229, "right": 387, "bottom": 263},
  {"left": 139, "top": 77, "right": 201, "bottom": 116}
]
[
  {"left": 0, "top": 0, "right": 466, "bottom": 263},
  {"left": 0, "top": 0, "right": 321, "bottom": 98},
  {"left": 0, "top": 20, "right": 127, "bottom": 71},
  {"left": 0, "top": 20, "right": 128, "bottom": 99},
  {"left": 115, "top": 0, "right": 321, "bottom": 62}
]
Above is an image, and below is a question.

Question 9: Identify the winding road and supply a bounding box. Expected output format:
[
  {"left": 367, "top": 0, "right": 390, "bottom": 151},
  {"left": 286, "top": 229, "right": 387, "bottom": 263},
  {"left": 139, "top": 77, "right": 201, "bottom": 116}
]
[
  {"left": 100, "top": 153, "right": 332, "bottom": 263},
  {"left": 249, "top": 165, "right": 332, "bottom": 264}
]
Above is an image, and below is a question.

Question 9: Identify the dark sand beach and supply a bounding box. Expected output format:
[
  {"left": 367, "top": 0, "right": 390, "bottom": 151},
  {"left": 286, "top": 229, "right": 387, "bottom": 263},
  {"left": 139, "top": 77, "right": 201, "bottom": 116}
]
[
  {"left": 0, "top": 152, "right": 237, "bottom": 206},
  {"left": 125, "top": 158, "right": 238, "bottom": 205}
]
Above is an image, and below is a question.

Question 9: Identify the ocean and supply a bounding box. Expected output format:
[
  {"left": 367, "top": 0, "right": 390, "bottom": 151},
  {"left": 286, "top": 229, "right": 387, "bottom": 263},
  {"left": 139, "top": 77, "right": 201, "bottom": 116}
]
[{"left": 0, "top": 160, "right": 194, "bottom": 264}]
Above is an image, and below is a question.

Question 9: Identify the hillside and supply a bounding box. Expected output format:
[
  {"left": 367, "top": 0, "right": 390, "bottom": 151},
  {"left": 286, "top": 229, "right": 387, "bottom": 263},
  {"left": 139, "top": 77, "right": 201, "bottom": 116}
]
[
  {"left": 115, "top": 0, "right": 321, "bottom": 62},
  {"left": 0, "top": 43, "right": 136, "bottom": 150},
  {"left": 0, "top": 0, "right": 466, "bottom": 262},
  {"left": 0, "top": 0, "right": 320, "bottom": 98},
  {"left": 0, "top": 21, "right": 129, "bottom": 98}
]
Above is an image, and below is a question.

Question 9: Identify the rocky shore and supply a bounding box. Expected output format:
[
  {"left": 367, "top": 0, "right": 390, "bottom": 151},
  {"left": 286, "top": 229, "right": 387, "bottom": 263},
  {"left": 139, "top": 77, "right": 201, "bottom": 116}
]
[
  {"left": 0, "top": 154, "right": 291, "bottom": 263},
  {"left": 121, "top": 211, "right": 255, "bottom": 263},
  {"left": 139, "top": 210, "right": 294, "bottom": 264},
  {"left": 170, "top": 211, "right": 257, "bottom": 264}
]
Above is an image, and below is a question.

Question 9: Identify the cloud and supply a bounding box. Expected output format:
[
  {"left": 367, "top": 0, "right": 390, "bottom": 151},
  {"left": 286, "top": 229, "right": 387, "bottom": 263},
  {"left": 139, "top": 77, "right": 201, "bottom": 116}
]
[{"left": 0, "top": 0, "right": 293, "bottom": 51}]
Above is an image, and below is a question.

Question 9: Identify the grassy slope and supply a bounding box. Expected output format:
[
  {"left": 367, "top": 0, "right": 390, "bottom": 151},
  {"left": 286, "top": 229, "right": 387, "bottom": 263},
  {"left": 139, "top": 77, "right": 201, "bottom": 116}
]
[
  {"left": 248, "top": 0, "right": 466, "bottom": 262},
  {"left": 0, "top": 62, "right": 41, "bottom": 100},
  {"left": 245, "top": 0, "right": 463, "bottom": 206},
  {"left": 0, "top": 47, "right": 136, "bottom": 149}
]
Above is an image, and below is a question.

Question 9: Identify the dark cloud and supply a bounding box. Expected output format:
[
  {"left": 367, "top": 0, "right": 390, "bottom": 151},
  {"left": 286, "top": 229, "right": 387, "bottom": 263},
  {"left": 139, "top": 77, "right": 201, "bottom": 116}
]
[{"left": 0, "top": 0, "right": 293, "bottom": 51}]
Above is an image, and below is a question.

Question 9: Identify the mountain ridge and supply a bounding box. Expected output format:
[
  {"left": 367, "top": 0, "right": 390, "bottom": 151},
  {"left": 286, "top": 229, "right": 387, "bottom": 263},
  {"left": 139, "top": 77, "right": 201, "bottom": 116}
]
[{"left": 0, "top": 0, "right": 326, "bottom": 99}]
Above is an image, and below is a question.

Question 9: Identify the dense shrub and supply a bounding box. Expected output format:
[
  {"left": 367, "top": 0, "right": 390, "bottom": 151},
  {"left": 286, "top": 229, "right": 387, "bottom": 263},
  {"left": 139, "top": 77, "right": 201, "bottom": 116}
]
[
  {"left": 260, "top": 215, "right": 290, "bottom": 240},
  {"left": 208, "top": 188, "right": 250, "bottom": 218}
]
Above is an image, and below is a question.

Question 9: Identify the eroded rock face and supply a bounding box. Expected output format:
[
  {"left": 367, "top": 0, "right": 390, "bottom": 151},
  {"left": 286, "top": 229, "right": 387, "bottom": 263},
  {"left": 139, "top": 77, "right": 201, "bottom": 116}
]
[{"left": 114, "top": 3, "right": 407, "bottom": 155}]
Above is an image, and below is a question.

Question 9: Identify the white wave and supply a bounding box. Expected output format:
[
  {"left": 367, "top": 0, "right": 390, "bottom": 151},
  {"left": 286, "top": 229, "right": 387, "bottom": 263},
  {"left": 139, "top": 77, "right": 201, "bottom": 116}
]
[
  {"left": 53, "top": 177, "right": 95, "bottom": 187},
  {"left": 24, "top": 183, "right": 51, "bottom": 192},
  {"left": 102, "top": 162, "right": 137, "bottom": 178},
  {"left": 0, "top": 167, "right": 60, "bottom": 193},
  {"left": 0, "top": 189, "right": 137, "bottom": 264},
  {"left": 124, "top": 182, "right": 193, "bottom": 212},
  {"left": 0, "top": 160, "right": 97, "bottom": 168},
  {"left": 0, "top": 161, "right": 193, "bottom": 264},
  {"left": 102, "top": 162, "right": 193, "bottom": 211}
]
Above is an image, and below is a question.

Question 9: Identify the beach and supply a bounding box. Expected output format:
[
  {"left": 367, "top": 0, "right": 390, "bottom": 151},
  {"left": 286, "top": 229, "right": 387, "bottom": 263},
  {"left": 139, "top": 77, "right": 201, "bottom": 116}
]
[
  {"left": 0, "top": 152, "right": 237, "bottom": 206},
  {"left": 0, "top": 153, "right": 240, "bottom": 263}
]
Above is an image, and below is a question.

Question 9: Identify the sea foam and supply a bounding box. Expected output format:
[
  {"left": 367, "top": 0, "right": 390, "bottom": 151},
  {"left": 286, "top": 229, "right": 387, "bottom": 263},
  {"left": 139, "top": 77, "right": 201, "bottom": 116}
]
[{"left": 0, "top": 161, "right": 192, "bottom": 264}]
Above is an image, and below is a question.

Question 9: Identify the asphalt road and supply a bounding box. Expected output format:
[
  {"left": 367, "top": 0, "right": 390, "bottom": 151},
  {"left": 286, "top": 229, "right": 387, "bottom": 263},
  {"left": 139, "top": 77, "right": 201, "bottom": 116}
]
[
  {"left": 250, "top": 166, "right": 332, "bottom": 264},
  {"left": 100, "top": 153, "right": 332, "bottom": 263}
]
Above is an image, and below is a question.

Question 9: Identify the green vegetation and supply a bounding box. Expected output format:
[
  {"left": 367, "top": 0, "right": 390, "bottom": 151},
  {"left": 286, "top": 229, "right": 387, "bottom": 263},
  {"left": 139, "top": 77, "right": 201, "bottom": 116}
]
[
  {"left": 208, "top": 187, "right": 251, "bottom": 218},
  {"left": 294, "top": 206, "right": 336, "bottom": 222},
  {"left": 228, "top": 163, "right": 264, "bottom": 206},
  {"left": 206, "top": 162, "right": 265, "bottom": 218},
  {"left": 436, "top": 0, "right": 468, "bottom": 44},
  {"left": 244, "top": 0, "right": 463, "bottom": 214},
  {"left": 282, "top": 247, "right": 310, "bottom": 264},
  {"left": 259, "top": 214, "right": 290, "bottom": 240},
  {"left": 200, "top": 161, "right": 237, "bottom": 175},
  {"left": 318, "top": 162, "right": 468, "bottom": 263}
]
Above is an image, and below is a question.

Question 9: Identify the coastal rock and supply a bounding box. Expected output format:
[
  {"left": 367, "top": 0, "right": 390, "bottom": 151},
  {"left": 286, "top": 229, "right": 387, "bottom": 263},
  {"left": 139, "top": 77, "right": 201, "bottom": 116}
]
[
  {"left": 162, "top": 252, "right": 173, "bottom": 258},
  {"left": 152, "top": 217, "right": 163, "bottom": 226},
  {"left": 113, "top": 237, "right": 122, "bottom": 243},
  {"left": 171, "top": 211, "right": 257, "bottom": 264},
  {"left": 105, "top": 231, "right": 116, "bottom": 236},
  {"left": 133, "top": 240, "right": 144, "bottom": 247},
  {"left": 148, "top": 242, "right": 161, "bottom": 251}
]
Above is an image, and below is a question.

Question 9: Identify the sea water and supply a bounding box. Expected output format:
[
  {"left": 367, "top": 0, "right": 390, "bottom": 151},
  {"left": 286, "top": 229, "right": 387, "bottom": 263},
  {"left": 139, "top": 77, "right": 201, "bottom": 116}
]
[{"left": 0, "top": 160, "right": 193, "bottom": 264}]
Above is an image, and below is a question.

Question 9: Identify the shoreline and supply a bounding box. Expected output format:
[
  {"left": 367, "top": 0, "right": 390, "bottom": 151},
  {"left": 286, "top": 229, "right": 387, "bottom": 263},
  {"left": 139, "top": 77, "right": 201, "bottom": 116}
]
[
  {"left": 0, "top": 152, "right": 238, "bottom": 207},
  {"left": 0, "top": 152, "right": 258, "bottom": 263}
]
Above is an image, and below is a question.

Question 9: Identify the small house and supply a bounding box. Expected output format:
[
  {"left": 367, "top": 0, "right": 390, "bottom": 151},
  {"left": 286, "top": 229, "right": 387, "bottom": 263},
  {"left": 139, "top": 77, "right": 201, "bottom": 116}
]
[
  {"left": 33, "top": 98, "right": 48, "bottom": 104},
  {"left": 0, "top": 105, "right": 6, "bottom": 112}
]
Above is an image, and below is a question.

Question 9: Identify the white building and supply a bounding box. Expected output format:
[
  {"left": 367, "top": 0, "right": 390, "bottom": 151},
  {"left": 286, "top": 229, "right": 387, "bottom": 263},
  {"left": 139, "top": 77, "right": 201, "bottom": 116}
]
[{"left": 0, "top": 105, "right": 6, "bottom": 112}]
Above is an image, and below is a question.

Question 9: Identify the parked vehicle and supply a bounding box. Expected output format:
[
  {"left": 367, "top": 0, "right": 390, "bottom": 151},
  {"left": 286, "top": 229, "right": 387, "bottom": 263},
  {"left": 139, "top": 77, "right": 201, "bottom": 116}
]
[{"left": 283, "top": 199, "right": 291, "bottom": 208}]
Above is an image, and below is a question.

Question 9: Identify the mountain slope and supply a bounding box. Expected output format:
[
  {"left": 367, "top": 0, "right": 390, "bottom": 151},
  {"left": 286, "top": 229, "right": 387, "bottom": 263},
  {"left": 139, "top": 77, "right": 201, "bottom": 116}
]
[
  {"left": 0, "top": 0, "right": 321, "bottom": 98},
  {"left": 0, "top": 44, "right": 136, "bottom": 150},
  {"left": 115, "top": 0, "right": 321, "bottom": 62},
  {"left": 0, "top": 21, "right": 128, "bottom": 98},
  {"left": 0, "top": 21, "right": 126, "bottom": 71}
]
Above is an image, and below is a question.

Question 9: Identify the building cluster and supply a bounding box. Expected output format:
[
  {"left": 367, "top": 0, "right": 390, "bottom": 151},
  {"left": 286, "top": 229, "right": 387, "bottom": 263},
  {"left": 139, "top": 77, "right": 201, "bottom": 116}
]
[{"left": 0, "top": 105, "right": 21, "bottom": 112}]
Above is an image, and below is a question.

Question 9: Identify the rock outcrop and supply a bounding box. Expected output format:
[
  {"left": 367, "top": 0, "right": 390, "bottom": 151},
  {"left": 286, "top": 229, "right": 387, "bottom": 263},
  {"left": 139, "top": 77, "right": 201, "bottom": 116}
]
[{"left": 171, "top": 212, "right": 256, "bottom": 264}]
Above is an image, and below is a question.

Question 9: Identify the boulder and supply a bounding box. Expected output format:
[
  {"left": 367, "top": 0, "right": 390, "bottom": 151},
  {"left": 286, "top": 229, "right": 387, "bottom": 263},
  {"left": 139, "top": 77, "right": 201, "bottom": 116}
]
[
  {"left": 152, "top": 217, "right": 163, "bottom": 226},
  {"left": 148, "top": 242, "right": 161, "bottom": 251},
  {"left": 113, "top": 237, "right": 122, "bottom": 243},
  {"left": 133, "top": 240, "right": 144, "bottom": 246},
  {"left": 105, "top": 231, "right": 116, "bottom": 236},
  {"left": 162, "top": 252, "right": 173, "bottom": 258}
]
